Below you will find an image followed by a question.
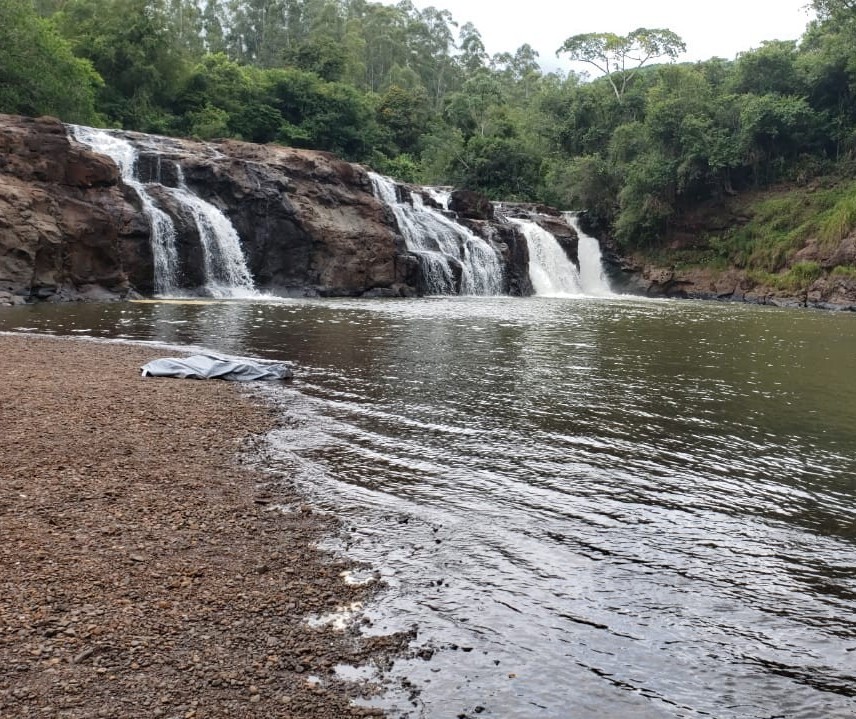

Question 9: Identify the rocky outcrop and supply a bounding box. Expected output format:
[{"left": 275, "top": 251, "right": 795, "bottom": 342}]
[
  {"left": 0, "top": 114, "right": 580, "bottom": 303},
  {"left": 0, "top": 114, "right": 416, "bottom": 302},
  {"left": 450, "top": 189, "right": 495, "bottom": 221},
  {"left": 583, "top": 196, "right": 856, "bottom": 311},
  {"left": 0, "top": 115, "right": 143, "bottom": 304},
  {"left": 608, "top": 255, "right": 856, "bottom": 311}
]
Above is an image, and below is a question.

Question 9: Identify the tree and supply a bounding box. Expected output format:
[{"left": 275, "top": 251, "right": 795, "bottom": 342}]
[
  {"left": 376, "top": 84, "right": 431, "bottom": 155},
  {"left": 0, "top": 0, "right": 101, "bottom": 122},
  {"left": 556, "top": 28, "right": 685, "bottom": 103},
  {"left": 55, "top": 0, "right": 190, "bottom": 130},
  {"left": 730, "top": 41, "right": 806, "bottom": 96},
  {"left": 458, "top": 22, "right": 487, "bottom": 73},
  {"left": 445, "top": 72, "right": 505, "bottom": 138},
  {"left": 812, "top": 0, "right": 856, "bottom": 19}
]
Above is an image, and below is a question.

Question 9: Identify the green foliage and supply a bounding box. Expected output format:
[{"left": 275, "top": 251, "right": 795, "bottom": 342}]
[
  {"left": 371, "top": 152, "right": 422, "bottom": 184},
  {"left": 831, "top": 264, "right": 856, "bottom": 277},
  {"left": 451, "top": 133, "right": 542, "bottom": 200},
  {"left": 730, "top": 41, "right": 806, "bottom": 96},
  {"left": 186, "top": 103, "right": 230, "bottom": 139},
  {"left": 230, "top": 103, "right": 283, "bottom": 143},
  {"left": 812, "top": 0, "right": 856, "bottom": 20},
  {"left": 707, "top": 182, "right": 856, "bottom": 274},
  {"left": 722, "top": 196, "right": 822, "bottom": 271},
  {"left": 0, "top": 0, "right": 101, "bottom": 122},
  {"left": 375, "top": 84, "right": 432, "bottom": 155},
  {"left": 616, "top": 153, "right": 678, "bottom": 245},
  {"left": 818, "top": 191, "right": 856, "bottom": 245},
  {"left": 557, "top": 154, "right": 620, "bottom": 228},
  {"left": 749, "top": 262, "right": 822, "bottom": 291},
  {"left": 53, "top": 0, "right": 193, "bottom": 130}
]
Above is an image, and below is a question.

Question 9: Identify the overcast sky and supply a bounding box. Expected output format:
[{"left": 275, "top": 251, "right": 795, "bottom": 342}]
[{"left": 390, "top": 0, "right": 817, "bottom": 73}]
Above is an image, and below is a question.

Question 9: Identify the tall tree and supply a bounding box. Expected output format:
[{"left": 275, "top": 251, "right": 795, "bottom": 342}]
[{"left": 556, "top": 28, "right": 685, "bottom": 103}]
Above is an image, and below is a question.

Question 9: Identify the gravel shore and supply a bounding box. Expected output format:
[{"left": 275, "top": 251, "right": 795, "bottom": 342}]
[{"left": 0, "top": 334, "right": 404, "bottom": 718}]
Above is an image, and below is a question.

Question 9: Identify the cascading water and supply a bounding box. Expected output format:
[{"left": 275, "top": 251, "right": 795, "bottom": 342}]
[
  {"left": 563, "top": 212, "right": 613, "bottom": 296},
  {"left": 423, "top": 186, "right": 452, "bottom": 210},
  {"left": 69, "top": 126, "right": 256, "bottom": 298},
  {"left": 164, "top": 169, "right": 256, "bottom": 298},
  {"left": 509, "top": 218, "right": 584, "bottom": 296},
  {"left": 369, "top": 173, "right": 503, "bottom": 295},
  {"left": 70, "top": 126, "right": 180, "bottom": 295}
]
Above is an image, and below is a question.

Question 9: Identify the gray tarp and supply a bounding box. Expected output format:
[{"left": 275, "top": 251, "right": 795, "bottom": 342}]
[{"left": 141, "top": 354, "right": 293, "bottom": 382}]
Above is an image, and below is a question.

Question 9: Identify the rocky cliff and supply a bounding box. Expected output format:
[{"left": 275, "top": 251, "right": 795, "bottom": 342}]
[
  {"left": 1, "top": 114, "right": 559, "bottom": 304},
  {"left": 0, "top": 115, "right": 142, "bottom": 304},
  {"left": 0, "top": 114, "right": 414, "bottom": 302},
  {"left": 129, "top": 133, "right": 409, "bottom": 297}
]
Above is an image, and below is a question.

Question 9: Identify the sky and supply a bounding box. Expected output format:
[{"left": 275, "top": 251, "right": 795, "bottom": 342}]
[{"left": 390, "top": 0, "right": 817, "bottom": 73}]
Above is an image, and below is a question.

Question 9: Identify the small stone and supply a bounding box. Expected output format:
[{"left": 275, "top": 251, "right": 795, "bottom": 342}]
[{"left": 72, "top": 647, "right": 94, "bottom": 664}]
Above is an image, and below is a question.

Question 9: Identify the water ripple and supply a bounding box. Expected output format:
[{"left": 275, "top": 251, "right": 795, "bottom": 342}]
[{"left": 1, "top": 297, "right": 855, "bottom": 717}]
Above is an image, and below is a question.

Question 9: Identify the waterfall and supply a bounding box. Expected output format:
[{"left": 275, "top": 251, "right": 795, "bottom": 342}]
[
  {"left": 70, "top": 126, "right": 180, "bottom": 295},
  {"left": 164, "top": 169, "right": 256, "bottom": 298},
  {"left": 369, "top": 173, "right": 503, "bottom": 295},
  {"left": 509, "top": 218, "right": 584, "bottom": 296},
  {"left": 424, "top": 186, "right": 452, "bottom": 210},
  {"left": 69, "top": 126, "right": 256, "bottom": 298},
  {"left": 563, "top": 212, "right": 613, "bottom": 296}
]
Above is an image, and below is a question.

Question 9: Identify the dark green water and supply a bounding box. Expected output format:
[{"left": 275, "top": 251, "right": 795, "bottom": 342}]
[{"left": 2, "top": 296, "right": 855, "bottom": 718}]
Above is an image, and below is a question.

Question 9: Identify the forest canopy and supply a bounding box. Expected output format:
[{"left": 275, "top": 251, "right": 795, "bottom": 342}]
[{"left": 0, "top": 0, "right": 851, "bottom": 248}]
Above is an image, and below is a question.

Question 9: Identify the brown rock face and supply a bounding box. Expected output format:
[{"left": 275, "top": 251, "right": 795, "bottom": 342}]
[
  {"left": 0, "top": 115, "right": 414, "bottom": 302},
  {"left": 0, "top": 115, "right": 141, "bottom": 303},
  {"left": 450, "top": 189, "right": 495, "bottom": 220},
  {"left": 122, "top": 133, "right": 412, "bottom": 296},
  {"left": 179, "top": 139, "right": 406, "bottom": 296}
]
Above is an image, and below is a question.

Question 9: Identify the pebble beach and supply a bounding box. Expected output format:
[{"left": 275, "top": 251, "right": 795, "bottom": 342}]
[{"left": 0, "top": 334, "right": 404, "bottom": 718}]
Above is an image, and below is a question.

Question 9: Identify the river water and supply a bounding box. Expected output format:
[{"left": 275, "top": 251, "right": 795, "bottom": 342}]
[{"left": 2, "top": 297, "right": 855, "bottom": 718}]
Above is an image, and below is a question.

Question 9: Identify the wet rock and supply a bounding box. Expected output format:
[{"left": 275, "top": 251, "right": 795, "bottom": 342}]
[
  {"left": 0, "top": 114, "right": 411, "bottom": 299},
  {"left": 449, "top": 189, "right": 495, "bottom": 221},
  {"left": 0, "top": 115, "right": 138, "bottom": 302}
]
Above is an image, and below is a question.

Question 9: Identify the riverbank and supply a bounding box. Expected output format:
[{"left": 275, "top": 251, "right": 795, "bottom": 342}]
[
  {"left": 0, "top": 334, "right": 404, "bottom": 718},
  {"left": 598, "top": 179, "right": 856, "bottom": 311}
]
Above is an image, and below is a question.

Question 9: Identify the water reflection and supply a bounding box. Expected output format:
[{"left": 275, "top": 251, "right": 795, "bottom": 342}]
[{"left": 1, "top": 297, "right": 855, "bottom": 718}]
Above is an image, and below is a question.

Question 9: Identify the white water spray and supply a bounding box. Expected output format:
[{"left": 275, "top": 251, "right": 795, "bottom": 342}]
[
  {"left": 423, "top": 186, "right": 452, "bottom": 210},
  {"left": 166, "top": 168, "right": 256, "bottom": 298},
  {"left": 369, "top": 173, "right": 503, "bottom": 295},
  {"left": 509, "top": 218, "right": 583, "bottom": 296},
  {"left": 563, "top": 212, "right": 613, "bottom": 296}
]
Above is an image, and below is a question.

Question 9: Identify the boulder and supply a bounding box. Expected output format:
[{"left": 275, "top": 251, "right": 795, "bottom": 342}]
[{"left": 450, "top": 189, "right": 495, "bottom": 221}]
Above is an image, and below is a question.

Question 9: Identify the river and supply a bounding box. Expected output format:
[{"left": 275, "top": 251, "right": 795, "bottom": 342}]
[{"left": 2, "top": 296, "right": 854, "bottom": 718}]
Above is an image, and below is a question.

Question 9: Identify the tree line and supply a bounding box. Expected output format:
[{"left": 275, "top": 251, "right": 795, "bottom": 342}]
[{"left": 1, "top": 0, "right": 854, "bottom": 248}]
